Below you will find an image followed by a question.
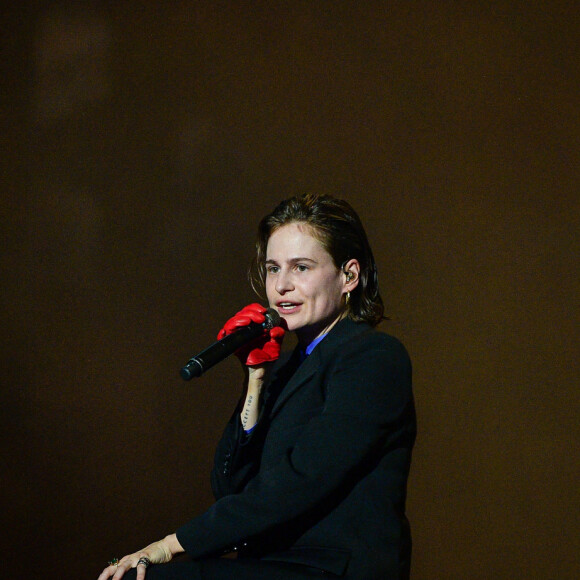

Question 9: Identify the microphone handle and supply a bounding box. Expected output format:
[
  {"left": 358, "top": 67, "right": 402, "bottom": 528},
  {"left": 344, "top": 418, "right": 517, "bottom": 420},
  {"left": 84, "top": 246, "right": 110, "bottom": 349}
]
[{"left": 180, "top": 323, "right": 264, "bottom": 380}]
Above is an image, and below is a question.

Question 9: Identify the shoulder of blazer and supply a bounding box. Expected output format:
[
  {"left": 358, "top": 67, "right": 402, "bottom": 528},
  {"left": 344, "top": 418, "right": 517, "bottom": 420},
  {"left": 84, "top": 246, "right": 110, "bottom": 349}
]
[
  {"left": 314, "top": 317, "right": 405, "bottom": 360},
  {"left": 314, "top": 317, "right": 371, "bottom": 354},
  {"left": 310, "top": 318, "right": 411, "bottom": 385}
]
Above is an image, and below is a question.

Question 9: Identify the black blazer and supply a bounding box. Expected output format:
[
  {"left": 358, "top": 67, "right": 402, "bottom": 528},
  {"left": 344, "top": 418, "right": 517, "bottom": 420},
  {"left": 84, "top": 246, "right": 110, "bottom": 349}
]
[{"left": 177, "top": 318, "right": 416, "bottom": 579}]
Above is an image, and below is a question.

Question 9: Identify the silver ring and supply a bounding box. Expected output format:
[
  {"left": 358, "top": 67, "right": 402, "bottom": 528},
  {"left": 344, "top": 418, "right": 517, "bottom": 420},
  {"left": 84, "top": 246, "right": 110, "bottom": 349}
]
[{"left": 137, "top": 557, "right": 151, "bottom": 569}]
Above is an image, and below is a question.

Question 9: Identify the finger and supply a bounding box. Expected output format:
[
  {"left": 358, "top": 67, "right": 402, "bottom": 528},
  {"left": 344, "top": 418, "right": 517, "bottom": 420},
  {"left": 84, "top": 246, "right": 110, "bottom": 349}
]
[
  {"left": 98, "top": 561, "right": 123, "bottom": 580},
  {"left": 229, "top": 315, "right": 255, "bottom": 328},
  {"left": 111, "top": 561, "right": 132, "bottom": 580},
  {"left": 224, "top": 312, "right": 267, "bottom": 335},
  {"left": 243, "top": 303, "right": 267, "bottom": 319},
  {"left": 135, "top": 556, "right": 152, "bottom": 580},
  {"left": 270, "top": 326, "right": 285, "bottom": 340},
  {"left": 239, "top": 303, "right": 266, "bottom": 316},
  {"left": 235, "top": 304, "right": 266, "bottom": 324},
  {"left": 222, "top": 315, "right": 254, "bottom": 334},
  {"left": 97, "top": 567, "right": 113, "bottom": 580}
]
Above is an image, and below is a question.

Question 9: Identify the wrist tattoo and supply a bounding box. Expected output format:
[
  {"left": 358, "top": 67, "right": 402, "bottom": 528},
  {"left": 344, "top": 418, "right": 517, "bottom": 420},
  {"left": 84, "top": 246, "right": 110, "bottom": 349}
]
[{"left": 241, "top": 394, "right": 254, "bottom": 429}]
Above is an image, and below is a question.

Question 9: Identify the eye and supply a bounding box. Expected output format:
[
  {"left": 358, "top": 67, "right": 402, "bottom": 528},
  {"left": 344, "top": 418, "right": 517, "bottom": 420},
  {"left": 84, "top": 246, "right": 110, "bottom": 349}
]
[
  {"left": 266, "top": 265, "right": 280, "bottom": 274},
  {"left": 296, "top": 264, "right": 309, "bottom": 272}
]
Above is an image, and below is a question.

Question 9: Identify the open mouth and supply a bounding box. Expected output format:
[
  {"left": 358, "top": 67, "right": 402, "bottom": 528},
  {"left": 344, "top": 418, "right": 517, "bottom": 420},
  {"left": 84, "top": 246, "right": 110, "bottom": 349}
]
[{"left": 278, "top": 302, "right": 300, "bottom": 312}]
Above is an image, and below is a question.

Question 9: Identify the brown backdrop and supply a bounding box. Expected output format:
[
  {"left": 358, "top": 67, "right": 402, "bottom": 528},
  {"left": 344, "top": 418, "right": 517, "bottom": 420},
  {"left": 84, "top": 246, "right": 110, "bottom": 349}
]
[{"left": 1, "top": 2, "right": 578, "bottom": 579}]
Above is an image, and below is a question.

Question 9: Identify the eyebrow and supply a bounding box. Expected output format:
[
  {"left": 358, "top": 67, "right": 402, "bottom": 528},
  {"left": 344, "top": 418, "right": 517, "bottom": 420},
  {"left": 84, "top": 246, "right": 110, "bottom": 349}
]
[{"left": 264, "top": 257, "right": 318, "bottom": 265}]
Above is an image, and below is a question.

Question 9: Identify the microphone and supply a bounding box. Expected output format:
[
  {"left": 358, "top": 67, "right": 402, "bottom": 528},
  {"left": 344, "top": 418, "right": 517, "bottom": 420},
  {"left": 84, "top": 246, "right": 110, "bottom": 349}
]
[{"left": 180, "top": 308, "right": 282, "bottom": 380}]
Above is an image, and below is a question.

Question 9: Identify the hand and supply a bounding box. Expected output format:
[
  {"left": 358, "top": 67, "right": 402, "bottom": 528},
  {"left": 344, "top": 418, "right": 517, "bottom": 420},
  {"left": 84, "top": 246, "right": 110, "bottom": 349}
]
[
  {"left": 97, "top": 534, "right": 182, "bottom": 580},
  {"left": 218, "top": 303, "right": 285, "bottom": 366}
]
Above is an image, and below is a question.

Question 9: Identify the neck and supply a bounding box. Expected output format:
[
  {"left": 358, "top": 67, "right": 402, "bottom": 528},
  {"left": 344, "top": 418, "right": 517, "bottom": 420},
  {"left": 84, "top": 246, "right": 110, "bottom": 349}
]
[{"left": 296, "top": 311, "right": 346, "bottom": 348}]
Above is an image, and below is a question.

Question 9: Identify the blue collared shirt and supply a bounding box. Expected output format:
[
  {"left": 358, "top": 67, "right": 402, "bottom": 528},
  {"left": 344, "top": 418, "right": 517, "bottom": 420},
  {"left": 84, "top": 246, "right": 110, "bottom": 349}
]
[{"left": 299, "top": 332, "right": 328, "bottom": 361}]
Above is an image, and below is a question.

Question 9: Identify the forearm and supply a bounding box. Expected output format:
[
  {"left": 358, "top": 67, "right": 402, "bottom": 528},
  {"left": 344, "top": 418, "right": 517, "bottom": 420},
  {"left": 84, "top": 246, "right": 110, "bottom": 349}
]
[
  {"left": 239, "top": 367, "right": 267, "bottom": 431},
  {"left": 240, "top": 385, "right": 261, "bottom": 431},
  {"left": 211, "top": 368, "right": 269, "bottom": 498}
]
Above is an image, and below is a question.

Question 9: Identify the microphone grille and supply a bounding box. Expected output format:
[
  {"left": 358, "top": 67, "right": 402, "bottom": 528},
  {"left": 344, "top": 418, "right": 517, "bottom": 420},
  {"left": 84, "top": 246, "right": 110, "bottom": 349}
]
[{"left": 264, "top": 308, "right": 282, "bottom": 329}]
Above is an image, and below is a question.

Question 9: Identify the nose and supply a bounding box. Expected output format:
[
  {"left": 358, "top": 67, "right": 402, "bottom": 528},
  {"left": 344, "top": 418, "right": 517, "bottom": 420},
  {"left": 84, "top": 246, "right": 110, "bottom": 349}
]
[{"left": 275, "top": 269, "right": 294, "bottom": 295}]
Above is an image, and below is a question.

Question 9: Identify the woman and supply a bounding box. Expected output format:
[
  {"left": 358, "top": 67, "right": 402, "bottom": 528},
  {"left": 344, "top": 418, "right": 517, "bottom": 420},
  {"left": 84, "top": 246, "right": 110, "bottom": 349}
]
[{"left": 98, "top": 193, "right": 416, "bottom": 580}]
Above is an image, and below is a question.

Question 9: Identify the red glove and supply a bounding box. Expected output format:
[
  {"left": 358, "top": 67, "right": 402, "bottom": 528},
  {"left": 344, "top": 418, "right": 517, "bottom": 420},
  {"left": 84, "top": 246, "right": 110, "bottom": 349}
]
[{"left": 217, "top": 303, "right": 285, "bottom": 366}]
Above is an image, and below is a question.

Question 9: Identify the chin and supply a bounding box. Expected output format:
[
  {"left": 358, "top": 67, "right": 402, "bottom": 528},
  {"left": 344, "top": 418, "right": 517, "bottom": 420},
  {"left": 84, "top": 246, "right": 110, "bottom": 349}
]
[{"left": 282, "top": 319, "right": 301, "bottom": 333}]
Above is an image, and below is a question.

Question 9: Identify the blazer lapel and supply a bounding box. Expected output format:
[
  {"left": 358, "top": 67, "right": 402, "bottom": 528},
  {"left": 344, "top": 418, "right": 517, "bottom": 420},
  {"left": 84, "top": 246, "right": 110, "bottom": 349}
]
[
  {"left": 269, "top": 318, "right": 370, "bottom": 417},
  {"left": 269, "top": 351, "right": 317, "bottom": 416},
  {"left": 257, "top": 348, "right": 304, "bottom": 422}
]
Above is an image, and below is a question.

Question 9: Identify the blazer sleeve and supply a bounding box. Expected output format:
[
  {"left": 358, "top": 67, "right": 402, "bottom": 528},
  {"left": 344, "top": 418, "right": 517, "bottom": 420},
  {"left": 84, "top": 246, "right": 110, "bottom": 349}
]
[
  {"left": 209, "top": 408, "right": 243, "bottom": 499},
  {"left": 177, "top": 330, "right": 413, "bottom": 558},
  {"left": 209, "top": 408, "right": 262, "bottom": 500}
]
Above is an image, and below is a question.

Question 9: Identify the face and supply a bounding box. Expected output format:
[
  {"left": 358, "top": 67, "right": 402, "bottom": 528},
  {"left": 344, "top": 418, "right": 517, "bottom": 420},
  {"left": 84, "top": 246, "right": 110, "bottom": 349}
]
[{"left": 265, "top": 222, "right": 349, "bottom": 344}]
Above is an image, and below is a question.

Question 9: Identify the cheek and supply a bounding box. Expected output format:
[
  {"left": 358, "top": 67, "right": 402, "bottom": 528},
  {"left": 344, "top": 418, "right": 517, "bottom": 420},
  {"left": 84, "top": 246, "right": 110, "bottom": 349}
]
[
  {"left": 265, "top": 279, "right": 275, "bottom": 301},
  {"left": 313, "top": 279, "right": 343, "bottom": 308}
]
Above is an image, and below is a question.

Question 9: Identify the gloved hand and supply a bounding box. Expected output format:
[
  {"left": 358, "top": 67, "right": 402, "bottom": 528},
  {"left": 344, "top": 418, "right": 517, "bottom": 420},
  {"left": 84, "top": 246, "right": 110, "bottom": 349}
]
[{"left": 217, "top": 303, "right": 285, "bottom": 366}]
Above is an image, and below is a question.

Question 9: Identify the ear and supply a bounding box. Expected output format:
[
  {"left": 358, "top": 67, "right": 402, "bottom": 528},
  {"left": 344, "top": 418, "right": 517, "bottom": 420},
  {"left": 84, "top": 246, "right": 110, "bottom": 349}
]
[{"left": 342, "top": 258, "right": 360, "bottom": 293}]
